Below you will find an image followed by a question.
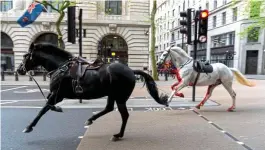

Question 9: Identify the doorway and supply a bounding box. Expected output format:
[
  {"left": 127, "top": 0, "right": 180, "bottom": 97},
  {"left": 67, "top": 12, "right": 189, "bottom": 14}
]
[
  {"left": 245, "top": 50, "right": 258, "bottom": 74},
  {"left": 98, "top": 34, "right": 128, "bottom": 65}
]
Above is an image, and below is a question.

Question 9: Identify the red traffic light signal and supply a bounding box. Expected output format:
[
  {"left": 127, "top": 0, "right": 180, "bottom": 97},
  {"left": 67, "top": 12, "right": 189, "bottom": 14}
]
[{"left": 200, "top": 10, "right": 209, "bottom": 19}]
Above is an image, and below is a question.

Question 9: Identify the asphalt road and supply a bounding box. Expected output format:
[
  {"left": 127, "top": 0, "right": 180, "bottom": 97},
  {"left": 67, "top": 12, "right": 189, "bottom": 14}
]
[
  {"left": 1, "top": 85, "right": 194, "bottom": 150},
  {"left": 2, "top": 108, "right": 93, "bottom": 150}
]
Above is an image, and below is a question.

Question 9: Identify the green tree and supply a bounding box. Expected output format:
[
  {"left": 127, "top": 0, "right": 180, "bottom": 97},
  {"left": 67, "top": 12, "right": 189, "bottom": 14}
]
[
  {"left": 232, "top": 0, "right": 265, "bottom": 39},
  {"left": 36, "top": 0, "right": 76, "bottom": 48}
]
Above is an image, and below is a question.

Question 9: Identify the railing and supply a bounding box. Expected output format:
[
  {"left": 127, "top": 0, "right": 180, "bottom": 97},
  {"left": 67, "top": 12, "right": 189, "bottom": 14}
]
[{"left": 0, "top": 1, "right": 13, "bottom": 12}]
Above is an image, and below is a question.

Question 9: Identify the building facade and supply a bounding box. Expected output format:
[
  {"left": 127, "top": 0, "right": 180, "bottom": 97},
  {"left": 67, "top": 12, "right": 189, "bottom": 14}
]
[
  {"left": 1, "top": 0, "right": 150, "bottom": 72},
  {"left": 155, "top": 0, "right": 265, "bottom": 75}
]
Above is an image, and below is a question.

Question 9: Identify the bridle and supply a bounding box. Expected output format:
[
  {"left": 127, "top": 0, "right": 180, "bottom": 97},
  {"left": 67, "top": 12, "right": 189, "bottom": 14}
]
[
  {"left": 160, "top": 48, "right": 193, "bottom": 69},
  {"left": 20, "top": 50, "right": 49, "bottom": 103}
]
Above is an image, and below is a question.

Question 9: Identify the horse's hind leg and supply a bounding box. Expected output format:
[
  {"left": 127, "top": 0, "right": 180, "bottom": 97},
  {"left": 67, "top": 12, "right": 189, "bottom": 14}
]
[
  {"left": 222, "top": 81, "right": 236, "bottom": 112},
  {"left": 85, "top": 97, "right": 115, "bottom": 126},
  {"left": 196, "top": 80, "right": 221, "bottom": 109},
  {"left": 111, "top": 102, "right": 129, "bottom": 141}
]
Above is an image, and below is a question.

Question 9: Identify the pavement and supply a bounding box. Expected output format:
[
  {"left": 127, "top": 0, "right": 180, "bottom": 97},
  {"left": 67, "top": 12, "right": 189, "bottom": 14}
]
[{"left": 1, "top": 76, "right": 265, "bottom": 150}]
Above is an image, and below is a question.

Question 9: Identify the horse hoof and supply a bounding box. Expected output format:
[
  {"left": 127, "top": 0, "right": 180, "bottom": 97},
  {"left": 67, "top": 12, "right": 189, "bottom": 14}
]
[
  {"left": 111, "top": 134, "right": 122, "bottom": 141},
  {"left": 23, "top": 127, "right": 33, "bottom": 133},
  {"left": 227, "top": 108, "right": 235, "bottom": 112},
  {"left": 55, "top": 106, "right": 63, "bottom": 112},
  {"left": 85, "top": 120, "right": 93, "bottom": 126}
]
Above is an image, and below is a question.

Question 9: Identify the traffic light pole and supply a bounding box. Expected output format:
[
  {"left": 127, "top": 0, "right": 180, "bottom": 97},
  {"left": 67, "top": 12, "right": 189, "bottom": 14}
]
[
  {"left": 78, "top": 9, "right": 83, "bottom": 104},
  {"left": 192, "top": 10, "right": 199, "bottom": 102}
]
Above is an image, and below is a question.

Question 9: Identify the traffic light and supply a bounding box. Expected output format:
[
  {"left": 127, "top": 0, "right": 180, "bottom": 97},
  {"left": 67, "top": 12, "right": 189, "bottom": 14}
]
[
  {"left": 67, "top": 6, "right": 76, "bottom": 44},
  {"left": 198, "top": 9, "right": 209, "bottom": 43},
  {"left": 179, "top": 8, "right": 192, "bottom": 44}
]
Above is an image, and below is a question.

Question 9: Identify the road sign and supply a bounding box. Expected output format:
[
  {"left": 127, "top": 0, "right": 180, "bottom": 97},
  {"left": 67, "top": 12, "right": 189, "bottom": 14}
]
[{"left": 199, "top": 35, "right": 207, "bottom": 42}]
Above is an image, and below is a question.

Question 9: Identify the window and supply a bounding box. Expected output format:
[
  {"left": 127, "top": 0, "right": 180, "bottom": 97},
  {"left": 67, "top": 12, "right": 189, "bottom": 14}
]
[
  {"left": 46, "top": 0, "right": 64, "bottom": 13},
  {"left": 171, "top": 33, "right": 175, "bottom": 42},
  {"left": 206, "top": 2, "right": 209, "bottom": 9},
  {"left": 0, "top": 0, "right": 13, "bottom": 12},
  {"left": 183, "top": 1, "right": 185, "bottom": 11},
  {"left": 83, "top": 29, "right": 86, "bottom": 38},
  {"left": 178, "top": 19, "right": 180, "bottom": 26},
  {"left": 222, "top": 12, "right": 226, "bottom": 25},
  {"left": 223, "top": 0, "right": 227, "bottom": 5},
  {"left": 172, "top": 21, "right": 175, "bottom": 28},
  {"left": 172, "top": 9, "right": 175, "bottom": 16},
  {"left": 229, "top": 32, "right": 235, "bottom": 45},
  {"left": 250, "top": 1, "right": 261, "bottom": 18},
  {"left": 214, "top": 0, "right": 217, "bottom": 9},
  {"left": 213, "top": 16, "right": 217, "bottom": 28},
  {"left": 178, "top": 6, "right": 180, "bottom": 13},
  {"left": 232, "top": 7, "right": 237, "bottom": 22},
  {"left": 105, "top": 0, "right": 122, "bottom": 15},
  {"left": 177, "top": 30, "right": 180, "bottom": 39},
  {"left": 211, "top": 32, "right": 235, "bottom": 48},
  {"left": 247, "top": 27, "right": 260, "bottom": 43}
]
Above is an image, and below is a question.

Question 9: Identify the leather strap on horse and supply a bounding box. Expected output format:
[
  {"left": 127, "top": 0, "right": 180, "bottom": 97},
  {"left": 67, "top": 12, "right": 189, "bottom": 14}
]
[{"left": 193, "top": 72, "right": 200, "bottom": 86}]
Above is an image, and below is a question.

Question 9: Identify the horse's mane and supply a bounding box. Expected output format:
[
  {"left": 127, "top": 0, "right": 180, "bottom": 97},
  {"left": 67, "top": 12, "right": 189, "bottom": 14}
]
[
  {"left": 171, "top": 46, "right": 191, "bottom": 58},
  {"left": 32, "top": 42, "right": 73, "bottom": 58}
]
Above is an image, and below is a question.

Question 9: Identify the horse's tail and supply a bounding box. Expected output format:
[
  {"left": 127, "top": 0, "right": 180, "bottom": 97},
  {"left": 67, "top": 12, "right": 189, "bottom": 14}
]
[
  {"left": 133, "top": 70, "right": 168, "bottom": 106},
  {"left": 230, "top": 68, "right": 256, "bottom": 87}
]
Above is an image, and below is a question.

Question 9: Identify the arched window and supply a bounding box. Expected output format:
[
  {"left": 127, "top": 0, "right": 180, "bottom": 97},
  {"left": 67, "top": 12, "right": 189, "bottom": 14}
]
[
  {"left": 98, "top": 34, "right": 128, "bottom": 64},
  {"left": 1, "top": 32, "right": 14, "bottom": 71},
  {"left": 34, "top": 33, "right": 65, "bottom": 49}
]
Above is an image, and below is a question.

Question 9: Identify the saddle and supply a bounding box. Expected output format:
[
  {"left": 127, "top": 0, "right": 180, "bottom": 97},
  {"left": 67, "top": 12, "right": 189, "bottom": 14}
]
[
  {"left": 69, "top": 56, "right": 104, "bottom": 94},
  {"left": 193, "top": 60, "right": 213, "bottom": 73}
]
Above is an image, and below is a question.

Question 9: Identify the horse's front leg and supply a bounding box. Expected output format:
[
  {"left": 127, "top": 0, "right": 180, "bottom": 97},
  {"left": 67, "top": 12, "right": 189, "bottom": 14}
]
[
  {"left": 167, "top": 80, "right": 187, "bottom": 104},
  {"left": 23, "top": 93, "right": 63, "bottom": 133},
  {"left": 171, "top": 81, "right": 184, "bottom": 98}
]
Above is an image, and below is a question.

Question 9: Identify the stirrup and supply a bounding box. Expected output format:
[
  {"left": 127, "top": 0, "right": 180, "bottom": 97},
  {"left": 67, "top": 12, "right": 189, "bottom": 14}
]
[{"left": 75, "top": 85, "right": 83, "bottom": 94}]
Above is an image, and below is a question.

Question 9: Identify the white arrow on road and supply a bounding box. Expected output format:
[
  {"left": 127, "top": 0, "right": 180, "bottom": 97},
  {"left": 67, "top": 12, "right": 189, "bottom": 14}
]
[{"left": 13, "top": 89, "right": 50, "bottom": 93}]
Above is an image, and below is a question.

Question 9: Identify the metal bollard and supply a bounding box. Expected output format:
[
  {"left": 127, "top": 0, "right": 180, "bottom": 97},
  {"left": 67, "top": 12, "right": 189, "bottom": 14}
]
[
  {"left": 1, "top": 71, "right": 4, "bottom": 81},
  {"left": 165, "top": 71, "right": 168, "bottom": 81},
  {"left": 43, "top": 72, "right": 47, "bottom": 81},
  {"left": 15, "top": 72, "right": 19, "bottom": 81}
]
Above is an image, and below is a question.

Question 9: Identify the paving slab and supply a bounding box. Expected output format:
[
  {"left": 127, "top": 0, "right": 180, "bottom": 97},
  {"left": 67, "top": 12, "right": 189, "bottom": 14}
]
[{"left": 77, "top": 110, "right": 244, "bottom": 150}]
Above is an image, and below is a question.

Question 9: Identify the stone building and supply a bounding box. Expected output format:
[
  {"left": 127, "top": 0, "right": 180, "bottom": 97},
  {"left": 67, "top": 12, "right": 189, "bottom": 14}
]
[
  {"left": 155, "top": 0, "right": 265, "bottom": 75},
  {"left": 1, "top": 0, "right": 150, "bottom": 71}
]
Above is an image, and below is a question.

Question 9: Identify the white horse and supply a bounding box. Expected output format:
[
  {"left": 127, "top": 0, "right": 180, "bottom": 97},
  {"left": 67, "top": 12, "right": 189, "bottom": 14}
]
[{"left": 157, "top": 46, "right": 256, "bottom": 111}]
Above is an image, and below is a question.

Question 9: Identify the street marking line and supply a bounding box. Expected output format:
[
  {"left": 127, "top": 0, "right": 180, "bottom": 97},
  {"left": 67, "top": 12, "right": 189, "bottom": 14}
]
[
  {"left": 1, "top": 106, "right": 43, "bottom": 109},
  {"left": 0, "top": 101, "right": 18, "bottom": 105},
  {"left": 237, "top": 141, "right": 244, "bottom": 145},
  {"left": 1, "top": 86, "right": 27, "bottom": 92},
  {"left": 84, "top": 126, "right": 89, "bottom": 129},
  {"left": 78, "top": 136, "right": 83, "bottom": 139},
  {"left": 190, "top": 108, "right": 253, "bottom": 150}
]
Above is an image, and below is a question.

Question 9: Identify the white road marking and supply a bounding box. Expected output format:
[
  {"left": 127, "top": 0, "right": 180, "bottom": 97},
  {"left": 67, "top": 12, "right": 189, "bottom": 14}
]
[
  {"left": 236, "top": 141, "right": 244, "bottom": 145},
  {"left": 84, "top": 126, "right": 89, "bottom": 129},
  {"left": 1, "top": 106, "right": 42, "bottom": 109},
  {"left": 78, "top": 136, "right": 83, "bottom": 139},
  {"left": 1, "top": 99, "right": 45, "bottom": 101},
  {"left": 14, "top": 89, "right": 50, "bottom": 93},
  {"left": 0, "top": 101, "right": 18, "bottom": 105},
  {"left": 1, "top": 86, "right": 27, "bottom": 92}
]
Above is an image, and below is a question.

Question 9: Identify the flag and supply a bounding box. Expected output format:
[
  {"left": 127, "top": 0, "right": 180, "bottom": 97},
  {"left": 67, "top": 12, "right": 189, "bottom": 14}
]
[{"left": 17, "top": 2, "right": 44, "bottom": 27}]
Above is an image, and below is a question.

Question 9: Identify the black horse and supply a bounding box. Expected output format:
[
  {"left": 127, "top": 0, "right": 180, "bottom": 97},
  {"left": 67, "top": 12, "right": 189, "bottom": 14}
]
[{"left": 16, "top": 43, "right": 168, "bottom": 141}]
